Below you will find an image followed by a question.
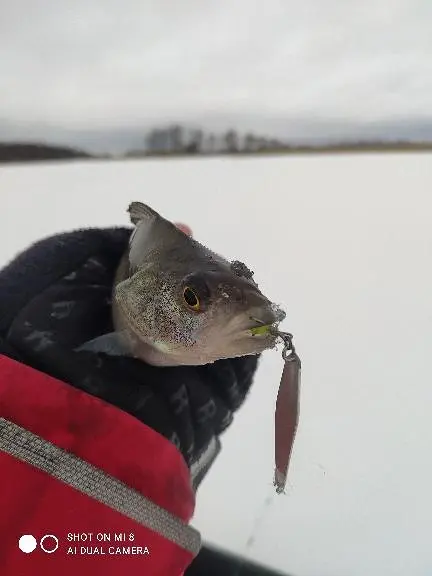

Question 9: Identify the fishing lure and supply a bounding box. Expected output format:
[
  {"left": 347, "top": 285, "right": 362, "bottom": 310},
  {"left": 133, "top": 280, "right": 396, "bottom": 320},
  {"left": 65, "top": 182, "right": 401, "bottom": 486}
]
[{"left": 272, "top": 330, "right": 301, "bottom": 494}]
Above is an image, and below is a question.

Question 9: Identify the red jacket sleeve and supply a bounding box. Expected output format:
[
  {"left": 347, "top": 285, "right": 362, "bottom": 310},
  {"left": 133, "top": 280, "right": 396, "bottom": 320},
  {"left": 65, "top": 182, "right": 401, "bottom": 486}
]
[{"left": 0, "top": 355, "right": 200, "bottom": 576}]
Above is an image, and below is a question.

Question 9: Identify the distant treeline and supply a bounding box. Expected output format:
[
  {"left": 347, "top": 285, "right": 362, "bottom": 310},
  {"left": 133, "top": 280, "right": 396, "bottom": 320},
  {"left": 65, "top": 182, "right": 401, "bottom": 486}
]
[
  {"left": 0, "top": 143, "right": 92, "bottom": 163},
  {"left": 127, "top": 125, "right": 288, "bottom": 156},
  {"left": 1, "top": 130, "right": 432, "bottom": 165},
  {"left": 126, "top": 124, "right": 432, "bottom": 157}
]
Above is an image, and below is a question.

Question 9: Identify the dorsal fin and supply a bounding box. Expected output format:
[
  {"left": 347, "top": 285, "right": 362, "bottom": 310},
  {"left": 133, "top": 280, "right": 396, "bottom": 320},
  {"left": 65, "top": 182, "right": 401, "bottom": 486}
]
[
  {"left": 128, "top": 202, "right": 159, "bottom": 225},
  {"left": 127, "top": 201, "right": 190, "bottom": 269}
]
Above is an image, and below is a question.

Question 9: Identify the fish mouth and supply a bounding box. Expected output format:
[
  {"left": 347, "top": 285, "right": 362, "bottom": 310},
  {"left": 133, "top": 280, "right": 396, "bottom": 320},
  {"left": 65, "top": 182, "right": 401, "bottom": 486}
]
[{"left": 245, "top": 304, "right": 286, "bottom": 337}]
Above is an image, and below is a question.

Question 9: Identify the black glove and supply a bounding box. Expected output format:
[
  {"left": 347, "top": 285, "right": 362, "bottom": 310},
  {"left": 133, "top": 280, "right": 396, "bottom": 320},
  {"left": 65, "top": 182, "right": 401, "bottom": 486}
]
[{"left": 0, "top": 227, "right": 259, "bottom": 488}]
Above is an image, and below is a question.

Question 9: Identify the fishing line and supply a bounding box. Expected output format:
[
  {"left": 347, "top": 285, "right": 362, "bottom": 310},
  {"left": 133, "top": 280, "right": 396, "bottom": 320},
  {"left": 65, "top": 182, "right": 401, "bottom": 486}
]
[{"left": 232, "top": 483, "right": 276, "bottom": 576}]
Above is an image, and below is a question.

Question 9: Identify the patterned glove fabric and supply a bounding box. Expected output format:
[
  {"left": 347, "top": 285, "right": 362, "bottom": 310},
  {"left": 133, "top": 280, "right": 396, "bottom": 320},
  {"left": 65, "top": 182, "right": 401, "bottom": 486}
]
[{"left": 0, "top": 227, "right": 259, "bottom": 488}]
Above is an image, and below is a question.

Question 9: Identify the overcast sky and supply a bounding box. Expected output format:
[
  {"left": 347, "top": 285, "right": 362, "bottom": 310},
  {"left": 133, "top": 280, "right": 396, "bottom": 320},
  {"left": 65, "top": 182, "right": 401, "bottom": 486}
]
[{"left": 1, "top": 0, "right": 431, "bottom": 147}]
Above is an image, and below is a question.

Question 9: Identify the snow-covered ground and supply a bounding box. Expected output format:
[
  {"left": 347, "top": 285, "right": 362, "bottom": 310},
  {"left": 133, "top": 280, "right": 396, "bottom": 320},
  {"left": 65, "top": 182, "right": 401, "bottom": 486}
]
[{"left": 1, "top": 153, "right": 431, "bottom": 576}]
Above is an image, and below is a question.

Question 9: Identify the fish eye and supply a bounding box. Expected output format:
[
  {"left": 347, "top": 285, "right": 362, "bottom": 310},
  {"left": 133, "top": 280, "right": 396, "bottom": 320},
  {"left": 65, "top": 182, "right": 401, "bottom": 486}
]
[
  {"left": 183, "top": 286, "right": 200, "bottom": 311},
  {"left": 181, "top": 274, "right": 211, "bottom": 312}
]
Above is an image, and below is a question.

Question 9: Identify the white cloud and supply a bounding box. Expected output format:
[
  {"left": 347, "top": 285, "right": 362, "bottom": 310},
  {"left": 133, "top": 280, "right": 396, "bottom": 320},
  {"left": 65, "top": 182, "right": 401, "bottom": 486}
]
[{"left": 1, "top": 0, "right": 431, "bottom": 130}]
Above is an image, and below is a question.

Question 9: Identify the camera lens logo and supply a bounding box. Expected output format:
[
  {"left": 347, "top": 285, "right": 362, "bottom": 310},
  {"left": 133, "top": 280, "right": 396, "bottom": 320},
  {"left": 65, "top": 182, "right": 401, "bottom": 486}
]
[{"left": 18, "top": 534, "right": 59, "bottom": 554}]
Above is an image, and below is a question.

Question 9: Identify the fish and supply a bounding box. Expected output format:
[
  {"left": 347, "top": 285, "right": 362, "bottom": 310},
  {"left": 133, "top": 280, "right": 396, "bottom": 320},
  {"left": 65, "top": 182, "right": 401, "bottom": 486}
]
[{"left": 79, "top": 201, "right": 287, "bottom": 367}]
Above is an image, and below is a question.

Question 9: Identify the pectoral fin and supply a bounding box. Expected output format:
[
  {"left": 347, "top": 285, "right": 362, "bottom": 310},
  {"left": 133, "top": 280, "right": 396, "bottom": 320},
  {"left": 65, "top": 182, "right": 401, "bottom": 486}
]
[{"left": 76, "top": 332, "right": 132, "bottom": 357}]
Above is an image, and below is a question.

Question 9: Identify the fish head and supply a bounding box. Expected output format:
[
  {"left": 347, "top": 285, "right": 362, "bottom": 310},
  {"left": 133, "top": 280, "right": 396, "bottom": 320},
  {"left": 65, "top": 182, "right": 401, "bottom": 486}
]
[
  {"left": 114, "top": 262, "right": 286, "bottom": 366},
  {"left": 112, "top": 202, "right": 286, "bottom": 366},
  {"left": 181, "top": 266, "right": 286, "bottom": 363}
]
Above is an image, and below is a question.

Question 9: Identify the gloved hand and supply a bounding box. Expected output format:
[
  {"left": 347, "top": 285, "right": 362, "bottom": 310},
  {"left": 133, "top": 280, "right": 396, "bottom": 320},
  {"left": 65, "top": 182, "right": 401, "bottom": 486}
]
[{"left": 0, "top": 226, "right": 259, "bottom": 488}]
